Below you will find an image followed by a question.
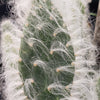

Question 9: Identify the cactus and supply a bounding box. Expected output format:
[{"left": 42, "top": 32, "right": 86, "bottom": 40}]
[
  {"left": 1, "top": 20, "right": 26, "bottom": 100},
  {"left": 1, "top": 0, "right": 100, "bottom": 100},
  {"left": 18, "top": 0, "right": 75, "bottom": 100},
  {"left": 52, "top": 0, "right": 99, "bottom": 100}
]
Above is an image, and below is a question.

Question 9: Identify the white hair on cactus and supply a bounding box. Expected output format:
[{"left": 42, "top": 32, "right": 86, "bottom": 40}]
[
  {"left": 52, "top": 0, "right": 98, "bottom": 100},
  {"left": 1, "top": 0, "right": 98, "bottom": 100},
  {"left": 1, "top": 20, "right": 26, "bottom": 100}
]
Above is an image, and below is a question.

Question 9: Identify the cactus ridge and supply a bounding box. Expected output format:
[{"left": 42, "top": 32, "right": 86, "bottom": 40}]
[{"left": 19, "top": 0, "right": 75, "bottom": 100}]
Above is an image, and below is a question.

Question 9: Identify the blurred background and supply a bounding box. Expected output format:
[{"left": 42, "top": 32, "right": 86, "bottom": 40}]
[{"left": 89, "top": 0, "right": 99, "bottom": 30}]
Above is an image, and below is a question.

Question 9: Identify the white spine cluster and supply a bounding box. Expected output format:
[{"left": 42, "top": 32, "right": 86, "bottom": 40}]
[{"left": 52, "top": 0, "right": 99, "bottom": 100}]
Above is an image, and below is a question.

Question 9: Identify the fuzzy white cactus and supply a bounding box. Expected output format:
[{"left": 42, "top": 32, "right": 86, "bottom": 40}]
[
  {"left": 1, "top": 20, "right": 26, "bottom": 100},
  {"left": 52, "top": 0, "right": 99, "bottom": 100},
  {"left": 1, "top": 0, "right": 100, "bottom": 100}
]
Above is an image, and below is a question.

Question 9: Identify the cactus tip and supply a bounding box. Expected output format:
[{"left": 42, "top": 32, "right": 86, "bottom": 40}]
[
  {"left": 43, "top": 0, "right": 46, "bottom": 2},
  {"left": 28, "top": 43, "right": 33, "bottom": 47},
  {"left": 53, "top": 33, "right": 56, "bottom": 37},
  {"left": 71, "top": 62, "right": 75, "bottom": 66},
  {"left": 63, "top": 23, "right": 66, "bottom": 27},
  {"left": 75, "top": 54, "right": 78, "bottom": 57},
  {"left": 37, "top": 26, "right": 41, "bottom": 30},
  {"left": 21, "top": 83, "right": 24, "bottom": 86},
  {"left": 56, "top": 68, "right": 60, "bottom": 72},
  {"left": 33, "top": 63, "right": 37, "bottom": 67},
  {"left": 65, "top": 86, "right": 69, "bottom": 89},
  {"left": 30, "top": 79, "right": 34, "bottom": 84},
  {"left": 50, "top": 50, "right": 54, "bottom": 55},
  {"left": 25, "top": 23, "right": 29, "bottom": 27},
  {"left": 50, "top": 16, "right": 53, "bottom": 20},
  {"left": 47, "top": 87, "right": 51, "bottom": 91},
  {"left": 39, "top": 5, "right": 42, "bottom": 8},
  {"left": 25, "top": 96, "right": 29, "bottom": 100},
  {"left": 66, "top": 43, "right": 69, "bottom": 47},
  {"left": 18, "top": 57, "right": 22, "bottom": 62}
]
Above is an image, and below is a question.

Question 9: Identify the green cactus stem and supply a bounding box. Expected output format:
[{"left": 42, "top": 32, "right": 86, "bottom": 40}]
[{"left": 18, "top": 0, "right": 75, "bottom": 100}]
